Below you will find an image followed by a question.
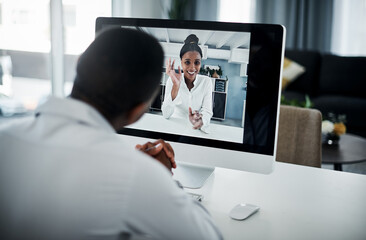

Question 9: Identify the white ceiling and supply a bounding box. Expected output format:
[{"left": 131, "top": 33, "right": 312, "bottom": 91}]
[
  {"left": 140, "top": 27, "right": 251, "bottom": 50},
  {"left": 124, "top": 26, "right": 250, "bottom": 75}
]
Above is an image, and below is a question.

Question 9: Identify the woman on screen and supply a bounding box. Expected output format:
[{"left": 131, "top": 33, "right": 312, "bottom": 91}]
[{"left": 162, "top": 34, "right": 213, "bottom": 133}]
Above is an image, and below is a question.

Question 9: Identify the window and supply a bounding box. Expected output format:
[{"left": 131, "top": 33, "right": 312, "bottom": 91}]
[
  {"left": 0, "top": 0, "right": 50, "bottom": 53},
  {"left": 218, "top": 0, "right": 255, "bottom": 23},
  {"left": 331, "top": 0, "right": 366, "bottom": 56},
  {"left": 0, "top": 2, "right": 3, "bottom": 25},
  {"left": 63, "top": 0, "right": 111, "bottom": 55},
  {"left": 0, "top": 0, "right": 51, "bottom": 110},
  {"left": 63, "top": 0, "right": 111, "bottom": 96},
  {"left": 63, "top": 4, "right": 76, "bottom": 27},
  {"left": 0, "top": 0, "right": 111, "bottom": 109}
]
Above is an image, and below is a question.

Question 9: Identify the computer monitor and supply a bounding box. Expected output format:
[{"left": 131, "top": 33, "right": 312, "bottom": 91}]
[{"left": 95, "top": 17, "right": 285, "bottom": 188}]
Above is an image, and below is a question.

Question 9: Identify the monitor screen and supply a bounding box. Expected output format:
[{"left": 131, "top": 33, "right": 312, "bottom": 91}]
[{"left": 95, "top": 17, "right": 285, "bottom": 187}]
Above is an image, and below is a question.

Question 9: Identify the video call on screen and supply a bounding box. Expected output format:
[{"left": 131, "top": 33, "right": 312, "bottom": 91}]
[{"left": 127, "top": 26, "right": 251, "bottom": 145}]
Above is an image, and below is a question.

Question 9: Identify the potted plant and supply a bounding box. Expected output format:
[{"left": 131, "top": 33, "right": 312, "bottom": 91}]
[
  {"left": 322, "top": 113, "right": 347, "bottom": 145},
  {"left": 200, "top": 65, "right": 223, "bottom": 78}
]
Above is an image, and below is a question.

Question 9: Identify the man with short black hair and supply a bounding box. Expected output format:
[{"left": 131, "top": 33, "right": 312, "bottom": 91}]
[{"left": 0, "top": 28, "right": 222, "bottom": 240}]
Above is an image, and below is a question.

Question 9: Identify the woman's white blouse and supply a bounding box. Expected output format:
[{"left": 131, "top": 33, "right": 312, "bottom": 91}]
[{"left": 162, "top": 74, "right": 213, "bottom": 133}]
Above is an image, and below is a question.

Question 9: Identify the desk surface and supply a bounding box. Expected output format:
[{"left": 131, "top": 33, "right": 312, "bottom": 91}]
[
  {"left": 186, "top": 162, "right": 366, "bottom": 240},
  {"left": 128, "top": 112, "right": 243, "bottom": 143}
]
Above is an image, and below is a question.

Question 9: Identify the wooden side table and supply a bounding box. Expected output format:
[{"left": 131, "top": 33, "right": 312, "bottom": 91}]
[{"left": 322, "top": 134, "right": 366, "bottom": 171}]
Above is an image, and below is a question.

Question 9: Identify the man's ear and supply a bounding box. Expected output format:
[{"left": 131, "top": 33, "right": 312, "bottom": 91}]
[{"left": 125, "top": 102, "right": 149, "bottom": 126}]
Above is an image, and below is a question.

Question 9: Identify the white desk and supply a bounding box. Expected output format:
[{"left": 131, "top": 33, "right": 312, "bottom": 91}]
[
  {"left": 186, "top": 162, "right": 366, "bottom": 240},
  {"left": 128, "top": 112, "right": 243, "bottom": 143}
]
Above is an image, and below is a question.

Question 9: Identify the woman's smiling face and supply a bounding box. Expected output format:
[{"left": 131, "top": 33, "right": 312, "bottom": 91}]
[{"left": 181, "top": 51, "right": 201, "bottom": 83}]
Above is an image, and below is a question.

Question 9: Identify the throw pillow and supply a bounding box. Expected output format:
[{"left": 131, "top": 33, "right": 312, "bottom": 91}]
[{"left": 282, "top": 57, "right": 305, "bottom": 90}]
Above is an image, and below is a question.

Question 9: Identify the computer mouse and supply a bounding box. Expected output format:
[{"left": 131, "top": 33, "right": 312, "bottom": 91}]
[{"left": 229, "top": 203, "right": 260, "bottom": 221}]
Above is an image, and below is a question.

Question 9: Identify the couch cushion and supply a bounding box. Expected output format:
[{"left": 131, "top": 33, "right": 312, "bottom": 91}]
[
  {"left": 319, "top": 54, "right": 366, "bottom": 98},
  {"left": 312, "top": 95, "right": 366, "bottom": 137},
  {"left": 282, "top": 57, "right": 306, "bottom": 90},
  {"left": 284, "top": 50, "right": 322, "bottom": 96}
]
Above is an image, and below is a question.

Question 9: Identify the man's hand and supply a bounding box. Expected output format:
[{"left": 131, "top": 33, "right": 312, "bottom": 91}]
[
  {"left": 135, "top": 139, "right": 176, "bottom": 172},
  {"left": 189, "top": 107, "right": 203, "bottom": 129}
]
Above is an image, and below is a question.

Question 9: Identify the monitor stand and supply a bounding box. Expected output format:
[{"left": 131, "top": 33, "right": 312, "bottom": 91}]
[{"left": 172, "top": 162, "right": 215, "bottom": 189}]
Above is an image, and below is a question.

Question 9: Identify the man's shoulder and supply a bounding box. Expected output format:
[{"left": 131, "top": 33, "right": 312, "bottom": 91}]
[
  {"left": 0, "top": 115, "right": 34, "bottom": 135},
  {"left": 86, "top": 134, "right": 167, "bottom": 170}
]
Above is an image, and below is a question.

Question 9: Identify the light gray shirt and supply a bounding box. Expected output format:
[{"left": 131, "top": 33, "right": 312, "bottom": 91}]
[
  {"left": 0, "top": 97, "right": 222, "bottom": 240},
  {"left": 162, "top": 74, "right": 213, "bottom": 133}
]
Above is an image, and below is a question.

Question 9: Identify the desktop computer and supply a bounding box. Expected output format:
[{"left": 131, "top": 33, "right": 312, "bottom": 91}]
[{"left": 95, "top": 17, "right": 285, "bottom": 188}]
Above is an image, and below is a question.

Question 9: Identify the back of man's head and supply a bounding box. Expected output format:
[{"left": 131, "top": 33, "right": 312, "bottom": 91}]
[{"left": 71, "top": 27, "right": 164, "bottom": 120}]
